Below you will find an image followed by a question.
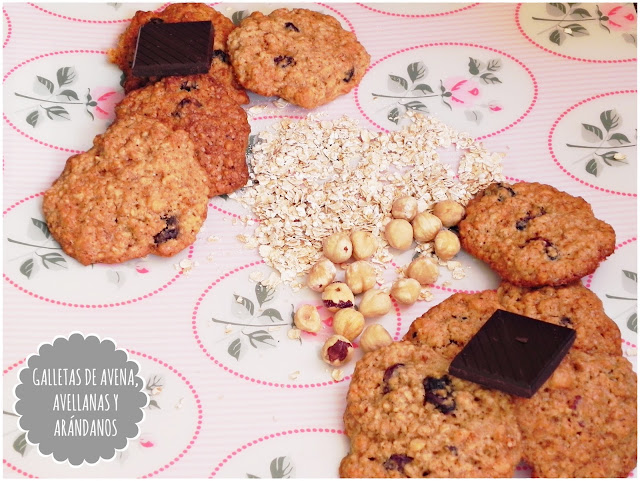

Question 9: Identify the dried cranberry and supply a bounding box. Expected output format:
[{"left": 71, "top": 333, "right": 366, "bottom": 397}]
[
  {"left": 172, "top": 98, "right": 203, "bottom": 117},
  {"left": 212, "top": 49, "right": 230, "bottom": 64},
  {"left": 522, "top": 236, "right": 560, "bottom": 261},
  {"left": 382, "top": 363, "right": 404, "bottom": 394},
  {"left": 322, "top": 299, "right": 354, "bottom": 310},
  {"left": 515, "top": 207, "right": 546, "bottom": 231},
  {"left": 383, "top": 454, "right": 413, "bottom": 473},
  {"left": 154, "top": 216, "right": 179, "bottom": 244},
  {"left": 423, "top": 375, "right": 456, "bottom": 414},
  {"left": 343, "top": 67, "right": 355, "bottom": 82},
  {"left": 284, "top": 22, "right": 300, "bottom": 32},
  {"left": 569, "top": 395, "right": 582, "bottom": 410},
  {"left": 274, "top": 55, "right": 296, "bottom": 68},
  {"left": 180, "top": 81, "right": 197, "bottom": 92},
  {"left": 327, "top": 339, "right": 351, "bottom": 363},
  {"left": 491, "top": 183, "right": 517, "bottom": 202}
]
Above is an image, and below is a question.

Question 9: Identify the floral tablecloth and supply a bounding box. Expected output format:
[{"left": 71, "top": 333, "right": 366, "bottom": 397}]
[{"left": 3, "top": 2, "right": 637, "bottom": 478}]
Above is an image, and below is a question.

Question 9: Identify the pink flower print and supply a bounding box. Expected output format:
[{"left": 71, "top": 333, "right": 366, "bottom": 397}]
[
  {"left": 605, "top": 4, "right": 637, "bottom": 31},
  {"left": 135, "top": 265, "right": 149, "bottom": 274},
  {"left": 488, "top": 101, "right": 503, "bottom": 112},
  {"left": 90, "top": 87, "right": 123, "bottom": 120},
  {"left": 443, "top": 77, "right": 481, "bottom": 107}
]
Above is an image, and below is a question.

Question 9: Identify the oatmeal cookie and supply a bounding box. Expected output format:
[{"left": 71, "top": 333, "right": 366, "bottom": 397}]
[
  {"left": 108, "top": 2, "right": 248, "bottom": 104},
  {"left": 514, "top": 350, "right": 637, "bottom": 477},
  {"left": 115, "top": 74, "right": 250, "bottom": 197},
  {"left": 405, "top": 283, "right": 621, "bottom": 358},
  {"left": 341, "top": 341, "right": 522, "bottom": 478},
  {"left": 227, "top": 8, "right": 370, "bottom": 108},
  {"left": 458, "top": 182, "right": 615, "bottom": 287},
  {"left": 43, "top": 116, "right": 209, "bottom": 265}
]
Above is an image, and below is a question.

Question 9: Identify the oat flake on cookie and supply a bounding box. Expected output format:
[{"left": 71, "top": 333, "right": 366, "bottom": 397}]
[{"left": 231, "top": 112, "right": 505, "bottom": 285}]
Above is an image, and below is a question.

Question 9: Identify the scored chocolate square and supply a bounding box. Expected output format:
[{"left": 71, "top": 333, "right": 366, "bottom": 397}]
[
  {"left": 131, "top": 21, "right": 214, "bottom": 78},
  {"left": 449, "top": 309, "right": 576, "bottom": 398}
]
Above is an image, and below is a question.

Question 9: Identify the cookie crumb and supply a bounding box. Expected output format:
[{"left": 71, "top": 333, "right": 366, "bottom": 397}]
[
  {"left": 331, "top": 368, "right": 345, "bottom": 381},
  {"left": 287, "top": 328, "right": 301, "bottom": 340},
  {"left": 289, "top": 370, "right": 300, "bottom": 380},
  {"left": 249, "top": 271, "right": 265, "bottom": 283}
]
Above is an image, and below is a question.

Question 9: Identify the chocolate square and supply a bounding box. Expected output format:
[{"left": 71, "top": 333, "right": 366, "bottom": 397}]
[
  {"left": 131, "top": 21, "right": 214, "bottom": 78},
  {"left": 449, "top": 309, "right": 575, "bottom": 398}
]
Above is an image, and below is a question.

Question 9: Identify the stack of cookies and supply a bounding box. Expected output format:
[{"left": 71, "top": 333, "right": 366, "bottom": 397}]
[
  {"left": 43, "top": 3, "right": 371, "bottom": 266},
  {"left": 341, "top": 182, "right": 636, "bottom": 478}
]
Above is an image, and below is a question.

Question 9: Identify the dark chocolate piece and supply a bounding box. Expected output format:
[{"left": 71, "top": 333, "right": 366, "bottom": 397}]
[
  {"left": 132, "top": 21, "right": 214, "bottom": 78},
  {"left": 449, "top": 309, "right": 575, "bottom": 398}
]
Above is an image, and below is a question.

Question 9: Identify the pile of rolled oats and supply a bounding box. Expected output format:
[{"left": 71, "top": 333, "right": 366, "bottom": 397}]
[{"left": 231, "top": 112, "right": 504, "bottom": 285}]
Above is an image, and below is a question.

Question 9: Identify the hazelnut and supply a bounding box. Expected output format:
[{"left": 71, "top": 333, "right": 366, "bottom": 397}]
[
  {"left": 412, "top": 211, "right": 442, "bottom": 242},
  {"left": 293, "top": 304, "right": 322, "bottom": 333},
  {"left": 390, "top": 278, "right": 421, "bottom": 305},
  {"left": 385, "top": 219, "right": 414, "bottom": 250},
  {"left": 307, "top": 258, "right": 337, "bottom": 292},
  {"left": 434, "top": 230, "right": 461, "bottom": 261},
  {"left": 433, "top": 200, "right": 465, "bottom": 227},
  {"left": 391, "top": 195, "right": 418, "bottom": 221},
  {"left": 358, "top": 289, "right": 393, "bottom": 318},
  {"left": 323, "top": 232, "right": 353, "bottom": 263},
  {"left": 406, "top": 256, "right": 439, "bottom": 285},
  {"left": 360, "top": 324, "right": 393, "bottom": 352},
  {"left": 345, "top": 260, "right": 376, "bottom": 295},
  {"left": 322, "top": 282, "right": 355, "bottom": 312},
  {"left": 321, "top": 335, "right": 355, "bottom": 366},
  {"left": 351, "top": 230, "right": 377, "bottom": 260},
  {"left": 332, "top": 308, "right": 365, "bottom": 341}
]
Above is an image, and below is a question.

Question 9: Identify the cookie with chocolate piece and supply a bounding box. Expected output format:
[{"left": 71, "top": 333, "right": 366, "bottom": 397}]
[
  {"left": 108, "top": 2, "right": 248, "bottom": 104},
  {"left": 340, "top": 341, "right": 522, "bottom": 478}
]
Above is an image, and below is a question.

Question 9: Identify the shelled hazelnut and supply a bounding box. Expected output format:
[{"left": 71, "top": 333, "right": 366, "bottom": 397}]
[
  {"left": 333, "top": 308, "right": 365, "bottom": 341},
  {"left": 293, "top": 304, "right": 322, "bottom": 333},
  {"left": 359, "top": 289, "right": 393, "bottom": 318},
  {"left": 322, "top": 282, "right": 355, "bottom": 312},
  {"left": 351, "top": 230, "right": 377, "bottom": 260},
  {"left": 360, "top": 324, "right": 393, "bottom": 352},
  {"left": 385, "top": 219, "right": 413, "bottom": 250},
  {"left": 391, "top": 196, "right": 418, "bottom": 221},
  {"left": 434, "top": 230, "right": 461, "bottom": 261},
  {"left": 307, "top": 258, "right": 337, "bottom": 292},
  {"left": 321, "top": 335, "right": 355, "bottom": 366},
  {"left": 323, "top": 232, "right": 352, "bottom": 263},
  {"left": 390, "top": 278, "right": 421, "bottom": 305},
  {"left": 412, "top": 211, "right": 442, "bottom": 242},
  {"left": 345, "top": 260, "right": 376, "bottom": 295},
  {"left": 433, "top": 200, "right": 465, "bottom": 227},
  {"left": 406, "top": 256, "right": 439, "bottom": 285}
]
